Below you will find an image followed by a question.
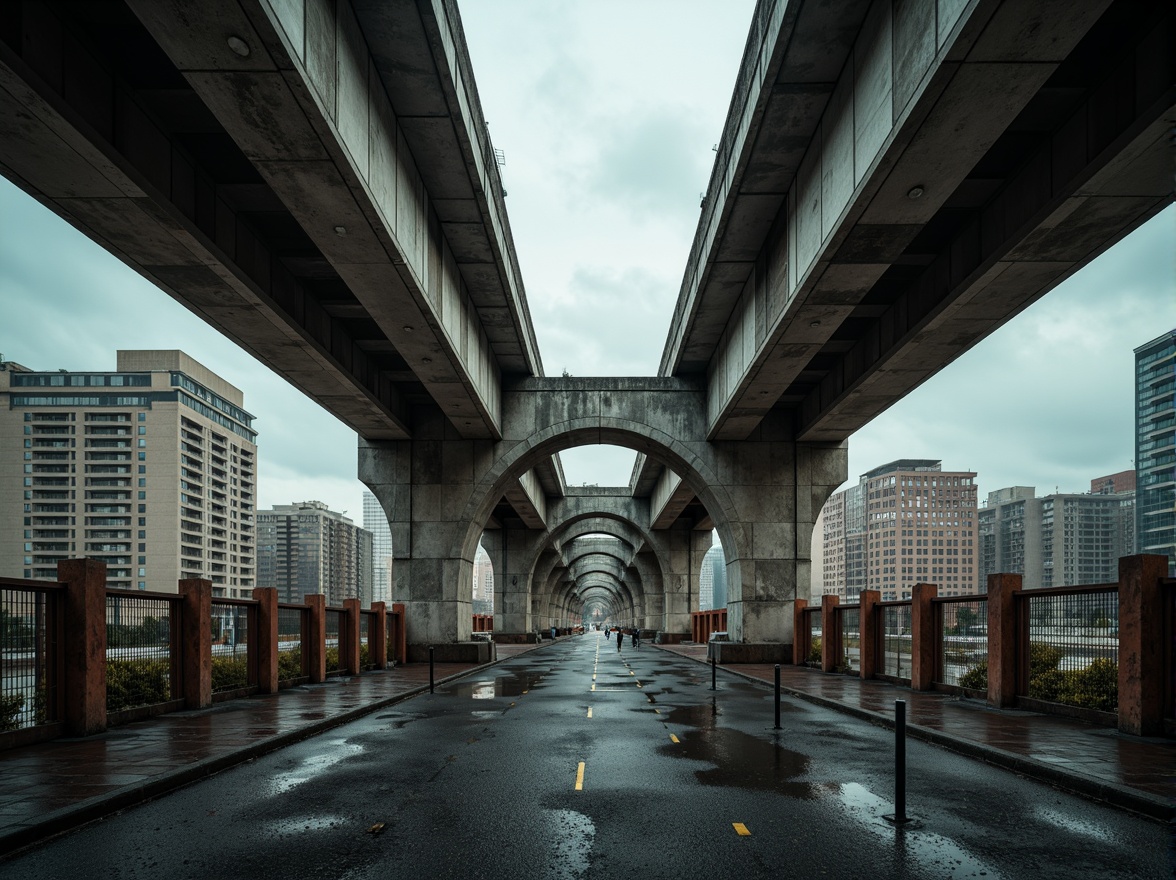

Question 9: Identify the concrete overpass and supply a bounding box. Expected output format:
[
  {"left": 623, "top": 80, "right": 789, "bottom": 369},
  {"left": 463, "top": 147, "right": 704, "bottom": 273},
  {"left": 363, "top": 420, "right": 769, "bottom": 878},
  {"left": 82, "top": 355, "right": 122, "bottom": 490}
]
[{"left": 1, "top": 0, "right": 1171, "bottom": 658}]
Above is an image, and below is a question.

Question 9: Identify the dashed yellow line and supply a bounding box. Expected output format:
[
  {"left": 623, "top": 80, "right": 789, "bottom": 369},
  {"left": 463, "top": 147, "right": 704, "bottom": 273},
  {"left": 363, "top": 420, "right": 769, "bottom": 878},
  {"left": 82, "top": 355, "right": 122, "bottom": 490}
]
[
  {"left": 653, "top": 708, "right": 660, "bottom": 714},
  {"left": 591, "top": 684, "right": 596, "bottom": 692},
  {"left": 587, "top": 707, "right": 593, "bottom": 718},
  {"left": 575, "top": 762, "right": 585, "bottom": 791},
  {"left": 669, "top": 734, "right": 680, "bottom": 744},
  {"left": 733, "top": 823, "right": 750, "bottom": 836}
]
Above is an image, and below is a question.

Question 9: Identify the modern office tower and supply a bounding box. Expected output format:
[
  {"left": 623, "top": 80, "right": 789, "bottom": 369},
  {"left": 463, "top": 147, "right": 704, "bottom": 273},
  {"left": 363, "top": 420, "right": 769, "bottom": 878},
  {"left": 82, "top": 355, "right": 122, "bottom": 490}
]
[
  {"left": 978, "top": 480, "right": 1136, "bottom": 588},
  {"left": 0, "top": 351, "right": 257, "bottom": 596},
  {"left": 1135, "top": 330, "right": 1176, "bottom": 574},
  {"left": 361, "top": 490, "right": 392, "bottom": 604},
  {"left": 698, "top": 543, "right": 726, "bottom": 610},
  {"left": 819, "top": 479, "right": 868, "bottom": 603},
  {"left": 257, "top": 501, "right": 372, "bottom": 605},
  {"left": 472, "top": 543, "right": 494, "bottom": 615}
]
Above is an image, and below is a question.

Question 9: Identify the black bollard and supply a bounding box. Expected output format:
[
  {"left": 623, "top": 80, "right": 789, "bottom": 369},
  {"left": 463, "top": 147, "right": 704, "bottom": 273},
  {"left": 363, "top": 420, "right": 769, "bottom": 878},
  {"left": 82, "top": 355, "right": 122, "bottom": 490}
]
[
  {"left": 884, "top": 699, "right": 912, "bottom": 825},
  {"left": 429, "top": 646, "right": 435, "bottom": 694},
  {"left": 711, "top": 653, "right": 717, "bottom": 690},
  {"left": 774, "top": 664, "right": 781, "bottom": 730}
]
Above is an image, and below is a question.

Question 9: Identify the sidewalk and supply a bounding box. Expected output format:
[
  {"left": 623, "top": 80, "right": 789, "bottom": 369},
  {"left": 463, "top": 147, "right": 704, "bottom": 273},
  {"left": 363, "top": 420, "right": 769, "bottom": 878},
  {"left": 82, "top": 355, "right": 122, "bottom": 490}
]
[
  {"left": 656, "top": 643, "right": 1175, "bottom": 821},
  {"left": 0, "top": 640, "right": 548, "bottom": 857}
]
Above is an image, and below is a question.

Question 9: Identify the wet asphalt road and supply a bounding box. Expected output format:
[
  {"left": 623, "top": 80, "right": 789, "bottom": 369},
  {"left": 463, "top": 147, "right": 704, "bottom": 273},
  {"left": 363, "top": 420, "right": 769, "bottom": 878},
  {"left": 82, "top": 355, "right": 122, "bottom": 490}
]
[{"left": 4, "top": 633, "right": 1169, "bottom": 879}]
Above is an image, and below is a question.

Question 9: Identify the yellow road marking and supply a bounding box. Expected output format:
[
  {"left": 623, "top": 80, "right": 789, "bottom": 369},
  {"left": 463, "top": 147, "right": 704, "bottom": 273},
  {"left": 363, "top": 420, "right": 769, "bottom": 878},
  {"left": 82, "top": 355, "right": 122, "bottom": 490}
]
[
  {"left": 636, "top": 683, "right": 643, "bottom": 688},
  {"left": 733, "top": 823, "right": 750, "bottom": 836},
  {"left": 591, "top": 684, "right": 596, "bottom": 691},
  {"left": 587, "top": 707, "right": 593, "bottom": 718},
  {"left": 653, "top": 708, "right": 660, "bottom": 714},
  {"left": 575, "top": 762, "right": 585, "bottom": 791},
  {"left": 522, "top": 690, "right": 528, "bottom": 695},
  {"left": 592, "top": 674, "right": 596, "bottom": 681},
  {"left": 670, "top": 734, "right": 680, "bottom": 743},
  {"left": 630, "top": 671, "right": 635, "bottom": 676}
]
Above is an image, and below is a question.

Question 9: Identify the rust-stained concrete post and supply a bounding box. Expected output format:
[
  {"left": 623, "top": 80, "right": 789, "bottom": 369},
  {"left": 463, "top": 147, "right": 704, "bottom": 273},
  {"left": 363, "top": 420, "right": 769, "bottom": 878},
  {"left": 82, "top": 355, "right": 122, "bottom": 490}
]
[
  {"left": 986, "top": 573, "right": 1021, "bottom": 708},
  {"left": 859, "top": 590, "right": 880, "bottom": 681},
  {"left": 910, "top": 582, "right": 938, "bottom": 691},
  {"left": 1117, "top": 555, "right": 1167, "bottom": 736},
  {"left": 792, "top": 599, "right": 807, "bottom": 665},
  {"left": 58, "top": 558, "right": 107, "bottom": 736},
  {"left": 371, "top": 602, "right": 387, "bottom": 670},
  {"left": 343, "top": 597, "right": 362, "bottom": 675},
  {"left": 178, "top": 578, "right": 212, "bottom": 709},
  {"left": 252, "top": 587, "right": 279, "bottom": 694},
  {"left": 306, "top": 594, "right": 327, "bottom": 683},
  {"left": 820, "top": 594, "right": 840, "bottom": 672}
]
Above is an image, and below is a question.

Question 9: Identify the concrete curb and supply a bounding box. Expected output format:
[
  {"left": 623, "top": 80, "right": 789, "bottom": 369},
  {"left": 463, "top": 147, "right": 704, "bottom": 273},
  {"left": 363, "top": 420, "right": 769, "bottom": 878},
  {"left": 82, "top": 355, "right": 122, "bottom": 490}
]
[
  {"left": 659, "top": 647, "right": 1173, "bottom": 824},
  {"left": 0, "top": 650, "right": 539, "bottom": 860}
]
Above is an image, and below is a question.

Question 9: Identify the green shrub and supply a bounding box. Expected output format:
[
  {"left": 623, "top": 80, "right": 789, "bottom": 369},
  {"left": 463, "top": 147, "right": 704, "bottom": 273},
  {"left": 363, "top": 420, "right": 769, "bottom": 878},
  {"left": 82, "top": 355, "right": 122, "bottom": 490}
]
[
  {"left": 0, "top": 694, "right": 24, "bottom": 731},
  {"left": 807, "top": 636, "right": 821, "bottom": 664},
  {"left": 325, "top": 646, "right": 341, "bottom": 672},
  {"left": 278, "top": 648, "right": 304, "bottom": 681},
  {"left": 211, "top": 655, "right": 249, "bottom": 692},
  {"left": 959, "top": 647, "right": 1117, "bottom": 711},
  {"left": 106, "top": 658, "right": 171, "bottom": 712},
  {"left": 959, "top": 658, "right": 988, "bottom": 690}
]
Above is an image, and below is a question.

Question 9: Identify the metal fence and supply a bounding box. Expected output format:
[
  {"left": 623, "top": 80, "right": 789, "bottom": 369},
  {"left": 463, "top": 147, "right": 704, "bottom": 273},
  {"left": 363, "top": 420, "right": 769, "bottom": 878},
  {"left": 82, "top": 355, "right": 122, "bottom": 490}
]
[
  {"left": 936, "top": 597, "right": 988, "bottom": 688},
  {"left": 277, "top": 604, "right": 307, "bottom": 683},
  {"left": 1017, "top": 585, "right": 1118, "bottom": 713},
  {"left": 106, "top": 591, "right": 178, "bottom": 712},
  {"left": 837, "top": 606, "right": 861, "bottom": 674},
  {"left": 803, "top": 607, "right": 821, "bottom": 666},
  {"left": 360, "top": 610, "right": 375, "bottom": 670},
  {"left": 1, "top": 579, "right": 60, "bottom": 731},
  {"left": 877, "top": 602, "right": 912, "bottom": 681},
  {"left": 210, "top": 599, "right": 256, "bottom": 694},
  {"left": 325, "top": 608, "right": 344, "bottom": 675}
]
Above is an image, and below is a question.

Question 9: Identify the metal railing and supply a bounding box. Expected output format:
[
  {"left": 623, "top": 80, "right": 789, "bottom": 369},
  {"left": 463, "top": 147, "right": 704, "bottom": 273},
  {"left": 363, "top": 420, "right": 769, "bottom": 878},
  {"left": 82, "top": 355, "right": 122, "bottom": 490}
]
[
  {"left": 210, "top": 598, "right": 256, "bottom": 694},
  {"left": 1016, "top": 584, "right": 1118, "bottom": 714},
  {"left": 877, "top": 601, "right": 912, "bottom": 682},
  {"left": 802, "top": 607, "right": 822, "bottom": 666},
  {"left": 324, "top": 608, "right": 344, "bottom": 675},
  {"left": 277, "top": 603, "right": 308, "bottom": 683},
  {"left": 360, "top": 610, "right": 375, "bottom": 670},
  {"left": 105, "top": 590, "right": 180, "bottom": 713},
  {"left": 836, "top": 606, "right": 861, "bottom": 674},
  {"left": 935, "top": 596, "right": 988, "bottom": 689},
  {"left": 0, "top": 578, "right": 61, "bottom": 732}
]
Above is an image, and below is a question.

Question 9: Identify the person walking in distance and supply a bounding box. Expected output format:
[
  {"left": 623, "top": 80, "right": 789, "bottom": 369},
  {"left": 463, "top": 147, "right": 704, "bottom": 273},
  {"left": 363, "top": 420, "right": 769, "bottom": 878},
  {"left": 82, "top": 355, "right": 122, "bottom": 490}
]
[
  {"left": 616, "top": 628, "right": 623, "bottom": 653},
  {"left": 631, "top": 627, "right": 639, "bottom": 650},
  {"left": 604, "top": 627, "right": 610, "bottom": 642}
]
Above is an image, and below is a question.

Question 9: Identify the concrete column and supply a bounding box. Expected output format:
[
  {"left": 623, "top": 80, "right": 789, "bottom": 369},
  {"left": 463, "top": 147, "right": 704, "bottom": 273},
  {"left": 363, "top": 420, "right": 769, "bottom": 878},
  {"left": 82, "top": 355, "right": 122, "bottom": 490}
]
[
  {"left": 859, "top": 590, "right": 880, "bottom": 680},
  {"left": 370, "top": 602, "right": 388, "bottom": 670},
  {"left": 178, "top": 578, "right": 212, "bottom": 710},
  {"left": 306, "top": 594, "right": 326, "bottom": 683},
  {"left": 791, "top": 599, "right": 807, "bottom": 665},
  {"left": 342, "top": 597, "right": 362, "bottom": 675},
  {"left": 910, "top": 582, "right": 938, "bottom": 691},
  {"left": 1117, "top": 554, "right": 1167, "bottom": 736},
  {"left": 252, "top": 587, "right": 279, "bottom": 693},
  {"left": 986, "top": 573, "right": 1021, "bottom": 708},
  {"left": 58, "top": 558, "right": 107, "bottom": 736},
  {"left": 720, "top": 429, "right": 847, "bottom": 662},
  {"left": 820, "top": 594, "right": 840, "bottom": 672},
  {"left": 481, "top": 525, "right": 540, "bottom": 639}
]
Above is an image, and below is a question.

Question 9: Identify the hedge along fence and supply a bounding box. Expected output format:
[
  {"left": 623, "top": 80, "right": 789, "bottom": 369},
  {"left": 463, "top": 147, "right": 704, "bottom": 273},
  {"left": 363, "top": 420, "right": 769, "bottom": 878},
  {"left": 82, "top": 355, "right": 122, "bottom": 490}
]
[
  {"left": 0, "top": 560, "right": 408, "bottom": 750},
  {"left": 796, "top": 555, "right": 1171, "bottom": 737}
]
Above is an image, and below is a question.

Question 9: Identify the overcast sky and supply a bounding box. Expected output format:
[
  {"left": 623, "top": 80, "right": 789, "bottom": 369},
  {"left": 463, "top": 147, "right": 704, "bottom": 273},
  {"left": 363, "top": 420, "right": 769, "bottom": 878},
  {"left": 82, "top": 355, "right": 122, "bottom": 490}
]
[{"left": 1, "top": 2, "right": 1172, "bottom": 528}]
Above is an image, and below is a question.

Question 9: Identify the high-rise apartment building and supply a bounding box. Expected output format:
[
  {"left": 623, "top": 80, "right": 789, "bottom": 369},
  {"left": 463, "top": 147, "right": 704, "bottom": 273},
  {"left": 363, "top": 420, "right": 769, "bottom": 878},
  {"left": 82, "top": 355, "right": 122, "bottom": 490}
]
[
  {"left": 362, "top": 490, "right": 392, "bottom": 604},
  {"left": 977, "top": 477, "right": 1135, "bottom": 588},
  {"left": 472, "top": 543, "right": 494, "bottom": 615},
  {"left": 0, "top": 351, "right": 257, "bottom": 596},
  {"left": 821, "top": 460, "right": 978, "bottom": 602},
  {"left": 1135, "top": 330, "right": 1175, "bottom": 575},
  {"left": 257, "top": 501, "right": 372, "bottom": 605},
  {"left": 698, "top": 543, "right": 726, "bottom": 610}
]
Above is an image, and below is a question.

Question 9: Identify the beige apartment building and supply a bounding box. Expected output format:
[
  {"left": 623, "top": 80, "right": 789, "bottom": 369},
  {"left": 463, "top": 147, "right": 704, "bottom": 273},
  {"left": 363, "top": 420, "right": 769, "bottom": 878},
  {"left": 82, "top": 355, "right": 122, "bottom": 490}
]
[
  {"left": 820, "top": 459, "right": 978, "bottom": 602},
  {"left": 1, "top": 351, "right": 256, "bottom": 596}
]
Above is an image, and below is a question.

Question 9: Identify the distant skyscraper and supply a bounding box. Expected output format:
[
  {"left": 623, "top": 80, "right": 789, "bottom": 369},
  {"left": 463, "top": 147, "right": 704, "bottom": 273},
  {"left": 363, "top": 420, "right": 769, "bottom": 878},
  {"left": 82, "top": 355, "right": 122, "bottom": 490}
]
[
  {"left": 472, "top": 543, "right": 494, "bottom": 615},
  {"left": 362, "top": 491, "right": 392, "bottom": 604},
  {"left": 257, "top": 501, "right": 372, "bottom": 605},
  {"left": 1135, "top": 330, "right": 1175, "bottom": 575},
  {"left": 0, "top": 351, "right": 257, "bottom": 597},
  {"left": 821, "top": 460, "right": 978, "bottom": 602},
  {"left": 699, "top": 543, "right": 726, "bottom": 610}
]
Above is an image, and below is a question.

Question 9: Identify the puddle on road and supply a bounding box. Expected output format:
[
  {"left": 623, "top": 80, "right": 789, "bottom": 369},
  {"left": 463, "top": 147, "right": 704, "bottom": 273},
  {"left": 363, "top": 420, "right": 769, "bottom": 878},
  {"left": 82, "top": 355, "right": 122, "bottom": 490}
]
[
  {"left": 542, "top": 809, "right": 595, "bottom": 878},
  {"left": 443, "top": 671, "right": 545, "bottom": 699},
  {"left": 663, "top": 723, "right": 825, "bottom": 797},
  {"left": 838, "top": 783, "right": 1005, "bottom": 878},
  {"left": 267, "top": 738, "right": 364, "bottom": 795}
]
